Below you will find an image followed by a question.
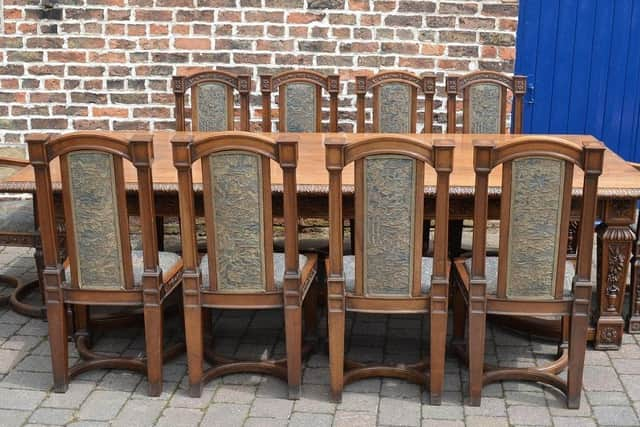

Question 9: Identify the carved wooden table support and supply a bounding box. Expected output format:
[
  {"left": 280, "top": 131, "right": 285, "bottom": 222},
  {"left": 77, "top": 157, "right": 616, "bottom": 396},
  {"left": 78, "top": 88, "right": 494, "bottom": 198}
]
[
  {"left": 629, "top": 214, "right": 640, "bottom": 334},
  {"left": 594, "top": 199, "right": 635, "bottom": 349}
]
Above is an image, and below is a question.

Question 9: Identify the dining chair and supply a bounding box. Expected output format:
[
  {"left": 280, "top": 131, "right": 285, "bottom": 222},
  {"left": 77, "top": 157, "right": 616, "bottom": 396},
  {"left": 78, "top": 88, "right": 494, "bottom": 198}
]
[
  {"left": 355, "top": 71, "right": 436, "bottom": 133},
  {"left": 171, "top": 132, "right": 319, "bottom": 399},
  {"left": 324, "top": 135, "right": 454, "bottom": 404},
  {"left": 26, "top": 132, "right": 184, "bottom": 396},
  {"left": 446, "top": 70, "right": 527, "bottom": 134},
  {"left": 451, "top": 136, "right": 604, "bottom": 408},
  {"left": 173, "top": 69, "right": 251, "bottom": 131},
  {"left": 260, "top": 70, "right": 339, "bottom": 132}
]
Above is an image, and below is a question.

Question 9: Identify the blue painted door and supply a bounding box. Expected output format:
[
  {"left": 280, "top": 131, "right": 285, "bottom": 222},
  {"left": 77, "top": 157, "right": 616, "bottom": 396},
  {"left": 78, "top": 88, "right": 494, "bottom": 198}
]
[{"left": 515, "top": 0, "right": 640, "bottom": 161}]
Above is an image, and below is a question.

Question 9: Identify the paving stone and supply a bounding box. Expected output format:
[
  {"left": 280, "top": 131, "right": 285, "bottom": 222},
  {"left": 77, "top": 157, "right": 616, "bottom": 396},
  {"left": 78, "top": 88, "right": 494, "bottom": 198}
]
[
  {"left": 551, "top": 417, "right": 597, "bottom": 427},
  {"left": 155, "top": 407, "right": 203, "bottom": 427},
  {"left": 111, "top": 398, "right": 165, "bottom": 427},
  {"left": 381, "top": 378, "right": 422, "bottom": 399},
  {"left": 0, "top": 348, "right": 22, "bottom": 373},
  {"left": 465, "top": 416, "right": 510, "bottom": 427},
  {"left": 0, "top": 323, "right": 21, "bottom": 339},
  {"left": 333, "top": 410, "right": 377, "bottom": 427},
  {"left": 77, "top": 390, "right": 130, "bottom": 420},
  {"left": 132, "top": 380, "right": 177, "bottom": 400},
  {"left": 169, "top": 385, "right": 215, "bottom": 408},
  {"left": 343, "top": 378, "right": 381, "bottom": 393},
  {"left": 256, "top": 376, "right": 288, "bottom": 398},
  {"left": 507, "top": 405, "right": 552, "bottom": 426},
  {"left": 221, "top": 373, "right": 263, "bottom": 385},
  {"left": 67, "top": 422, "right": 110, "bottom": 427},
  {"left": 249, "top": 397, "right": 293, "bottom": 419},
  {"left": 504, "top": 390, "right": 547, "bottom": 406},
  {"left": 0, "top": 387, "right": 46, "bottom": 410},
  {"left": 1, "top": 369, "right": 52, "bottom": 390},
  {"left": 421, "top": 420, "right": 464, "bottom": 427},
  {"left": 244, "top": 417, "right": 287, "bottom": 427},
  {"left": 379, "top": 397, "right": 421, "bottom": 426},
  {"left": 612, "top": 357, "right": 640, "bottom": 373},
  {"left": 619, "top": 374, "right": 640, "bottom": 400},
  {"left": 41, "top": 381, "right": 95, "bottom": 408},
  {"left": 586, "top": 391, "right": 629, "bottom": 405},
  {"left": 338, "top": 391, "right": 379, "bottom": 413},
  {"left": 97, "top": 371, "right": 142, "bottom": 392},
  {"left": 421, "top": 404, "right": 464, "bottom": 420},
  {"left": 302, "top": 367, "right": 330, "bottom": 385},
  {"left": 0, "top": 335, "right": 41, "bottom": 352},
  {"left": 15, "top": 355, "right": 52, "bottom": 372},
  {"left": 17, "top": 319, "right": 48, "bottom": 336},
  {"left": 582, "top": 366, "right": 624, "bottom": 391},
  {"left": 463, "top": 397, "right": 507, "bottom": 417},
  {"left": 289, "top": 412, "right": 333, "bottom": 427},
  {"left": 213, "top": 384, "right": 256, "bottom": 404},
  {"left": 593, "top": 405, "right": 640, "bottom": 426},
  {"left": 0, "top": 409, "right": 30, "bottom": 427},
  {"left": 546, "top": 391, "right": 591, "bottom": 417},
  {"left": 200, "top": 403, "right": 249, "bottom": 427},
  {"left": 293, "top": 384, "right": 336, "bottom": 413},
  {"left": 29, "top": 408, "right": 74, "bottom": 425}
]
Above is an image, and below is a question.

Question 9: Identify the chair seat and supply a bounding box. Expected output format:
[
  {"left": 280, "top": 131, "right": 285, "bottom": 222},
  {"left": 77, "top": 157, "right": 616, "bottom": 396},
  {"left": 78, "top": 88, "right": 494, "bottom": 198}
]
[
  {"left": 463, "top": 257, "right": 575, "bottom": 296},
  {"left": 65, "top": 250, "right": 182, "bottom": 286},
  {"left": 344, "top": 255, "right": 433, "bottom": 293},
  {"left": 0, "top": 199, "right": 35, "bottom": 233},
  {"left": 200, "top": 253, "right": 309, "bottom": 289}
]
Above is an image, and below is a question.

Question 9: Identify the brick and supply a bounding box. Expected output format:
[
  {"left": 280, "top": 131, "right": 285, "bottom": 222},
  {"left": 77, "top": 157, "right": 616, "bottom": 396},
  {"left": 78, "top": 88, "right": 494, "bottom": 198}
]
[
  {"left": 175, "top": 38, "right": 211, "bottom": 50},
  {"left": 25, "top": 37, "right": 63, "bottom": 48},
  {"left": 381, "top": 42, "right": 419, "bottom": 54},
  {"left": 288, "top": 12, "right": 325, "bottom": 23},
  {"left": 31, "top": 118, "right": 68, "bottom": 129},
  {"left": 299, "top": 40, "right": 336, "bottom": 52},
  {"left": 398, "top": 1, "right": 436, "bottom": 13},
  {"left": 385, "top": 15, "right": 423, "bottom": 27},
  {"left": 483, "top": 4, "right": 519, "bottom": 17},
  {"left": 68, "top": 37, "right": 105, "bottom": 48},
  {"left": 379, "top": 397, "right": 420, "bottom": 426},
  {"left": 201, "top": 403, "right": 249, "bottom": 427},
  {"left": 308, "top": 0, "right": 345, "bottom": 8},
  {"left": 459, "top": 17, "right": 496, "bottom": 30},
  {"left": 439, "top": 2, "right": 477, "bottom": 14}
]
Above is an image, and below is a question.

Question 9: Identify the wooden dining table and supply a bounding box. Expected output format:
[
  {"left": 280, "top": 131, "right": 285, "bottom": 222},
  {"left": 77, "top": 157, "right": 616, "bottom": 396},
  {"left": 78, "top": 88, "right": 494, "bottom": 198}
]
[{"left": 2, "top": 131, "right": 640, "bottom": 349}]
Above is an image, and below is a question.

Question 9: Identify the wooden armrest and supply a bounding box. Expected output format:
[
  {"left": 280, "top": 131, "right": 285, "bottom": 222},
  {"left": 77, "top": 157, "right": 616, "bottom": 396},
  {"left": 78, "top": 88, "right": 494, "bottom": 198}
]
[{"left": 0, "top": 156, "right": 29, "bottom": 168}]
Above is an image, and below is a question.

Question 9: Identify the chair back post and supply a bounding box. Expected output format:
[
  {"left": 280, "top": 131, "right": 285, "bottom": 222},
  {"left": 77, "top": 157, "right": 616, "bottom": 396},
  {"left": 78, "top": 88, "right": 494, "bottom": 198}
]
[
  {"left": 423, "top": 76, "right": 436, "bottom": 133},
  {"left": 471, "top": 140, "right": 495, "bottom": 283},
  {"left": 171, "top": 135, "right": 201, "bottom": 296},
  {"left": 575, "top": 142, "right": 605, "bottom": 284},
  {"left": 325, "top": 136, "right": 346, "bottom": 294},
  {"left": 260, "top": 75, "right": 273, "bottom": 132},
  {"left": 355, "top": 76, "right": 367, "bottom": 133},
  {"left": 328, "top": 75, "right": 340, "bottom": 132},
  {"left": 276, "top": 135, "right": 300, "bottom": 306},
  {"left": 238, "top": 75, "right": 251, "bottom": 131},
  {"left": 431, "top": 140, "right": 455, "bottom": 280},
  {"left": 446, "top": 76, "right": 459, "bottom": 133},
  {"left": 513, "top": 76, "right": 527, "bottom": 134},
  {"left": 130, "top": 134, "right": 160, "bottom": 294},
  {"left": 173, "top": 76, "right": 187, "bottom": 132}
]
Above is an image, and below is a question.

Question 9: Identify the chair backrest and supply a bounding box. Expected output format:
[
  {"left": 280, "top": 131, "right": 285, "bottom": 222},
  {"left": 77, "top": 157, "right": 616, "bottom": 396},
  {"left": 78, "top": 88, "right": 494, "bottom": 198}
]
[
  {"left": 470, "top": 136, "right": 605, "bottom": 299},
  {"left": 171, "top": 132, "right": 299, "bottom": 292},
  {"left": 260, "top": 70, "right": 339, "bottom": 132},
  {"left": 325, "top": 135, "right": 454, "bottom": 297},
  {"left": 26, "top": 132, "right": 159, "bottom": 290},
  {"left": 355, "top": 71, "right": 436, "bottom": 133},
  {"left": 446, "top": 71, "right": 527, "bottom": 134},
  {"left": 173, "top": 70, "right": 251, "bottom": 132}
]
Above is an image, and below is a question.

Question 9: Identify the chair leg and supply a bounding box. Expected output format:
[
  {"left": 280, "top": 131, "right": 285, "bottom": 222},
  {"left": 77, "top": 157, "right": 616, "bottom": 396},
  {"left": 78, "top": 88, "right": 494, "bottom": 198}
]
[
  {"left": 184, "top": 304, "right": 204, "bottom": 397},
  {"left": 467, "top": 303, "right": 486, "bottom": 406},
  {"left": 567, "top": 309, "right": 588, "bottom": 409},
  {"left": 303, "top": 282, "right": 319, "bottom": 344},
  {"left": 327, "top": 306, "right": 345, "bottom": 403},
  {"left": 430, "top": 309, "right": 447, "bottom": 405},
  {"left": 156, "top": 216, "right": 165, "bottom": 251},
  {"left": 452, "top": 284, "right": 466, "bottom": 344},
  {"left": 47, "top": 298, "right": 69, "bottom": 393},
  {"left": 144, "top": 304, "right": 163, "bottom": 397},
  {"left": 285, "top": 304, "right": 303, "bottom": 399}
]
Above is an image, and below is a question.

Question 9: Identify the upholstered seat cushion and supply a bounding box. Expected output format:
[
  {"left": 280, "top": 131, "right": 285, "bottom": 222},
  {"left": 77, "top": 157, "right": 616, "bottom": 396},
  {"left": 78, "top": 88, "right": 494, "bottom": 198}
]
[
  {"left": 463, "top": 257, "right": 575, "bottom": 296},
  {"left": 65, "top": 250, "right": 182, "bottom": 286},
  {"left": 0, "top": 199, "right": 35, "bottom": 233},
  {"left": 199, "top": 253, "right": 308, "bottom": 289},
  {"left": 343, "top": 255, "right": 433, "bottom": 294}
]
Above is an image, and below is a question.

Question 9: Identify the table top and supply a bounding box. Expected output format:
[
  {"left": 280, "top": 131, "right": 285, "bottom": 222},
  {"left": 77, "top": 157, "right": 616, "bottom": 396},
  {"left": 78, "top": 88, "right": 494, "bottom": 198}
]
[{"left": 3, "top": 131, "right": 640, "bottom": 198}]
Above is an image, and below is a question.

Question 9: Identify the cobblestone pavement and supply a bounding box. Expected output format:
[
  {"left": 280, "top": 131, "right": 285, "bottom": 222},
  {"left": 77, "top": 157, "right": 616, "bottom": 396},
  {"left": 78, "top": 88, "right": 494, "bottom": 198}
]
[{"left": 1, "top": 246, "right": 639, "bottom": 427}]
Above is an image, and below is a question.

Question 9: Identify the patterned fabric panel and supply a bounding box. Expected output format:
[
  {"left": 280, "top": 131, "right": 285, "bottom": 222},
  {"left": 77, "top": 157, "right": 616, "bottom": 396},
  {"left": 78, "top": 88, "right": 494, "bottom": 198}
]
[
  {"left": 378, "top": 83, "right": 411, "bottom": 133},
  {"left": 468, "top": 83, "right": 503, "bottom": 133},
  {"left": 209, "top": 152, "right": 266, "bottom": 291},
  {"left": 506, "top": 157, "right": 566, "bottom": 298},
  {"left": 0, "top": 200, "right": 34, "bottom": 233},
  {"left": 283, "top": 83, "right": 317, "bottom": 132},
  {"left": 65, "top": 250, "right": 182, "bottom": 287},
  {"left": 200, "top": 253, "right": 308, "bottom": 290},
  {"left": 344, "top": 255, "right": 432, "bottom": 294},
  {"left": 363, "top": 155, "right": 416, "bottom": 296},
  {"left": 196, "top": 83, "right": 228, "bottom": 131},
  {"left": 463, "top": 257, "right": 575, "bottom": 297},
  {"left": 67, "top": 151, "right": 125, "bottom": 289}
]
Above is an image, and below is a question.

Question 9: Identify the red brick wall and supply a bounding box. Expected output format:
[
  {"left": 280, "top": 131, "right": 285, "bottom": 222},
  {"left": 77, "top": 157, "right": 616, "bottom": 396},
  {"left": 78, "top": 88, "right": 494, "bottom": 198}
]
[{"left": 0, "top": 0, "right": 518, "bottom": 143}]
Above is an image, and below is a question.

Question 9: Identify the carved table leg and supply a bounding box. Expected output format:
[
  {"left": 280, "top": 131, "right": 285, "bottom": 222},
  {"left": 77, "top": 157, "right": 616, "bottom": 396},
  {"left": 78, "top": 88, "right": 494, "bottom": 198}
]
[
  {"left": 629, "top": 211, "right": 640, "bottom": 334},
  {"left": 594, "top": 199, "right": 635, "bottom": 349}
]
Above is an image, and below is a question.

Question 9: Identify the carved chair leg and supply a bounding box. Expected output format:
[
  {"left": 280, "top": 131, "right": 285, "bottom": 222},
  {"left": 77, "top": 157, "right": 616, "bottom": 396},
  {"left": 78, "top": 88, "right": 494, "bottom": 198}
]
[
  {"left": 430, "top": 309, "right": 447, "bottom": 405},
  {"left": 567, "top": 302, "right": 589, "bottom": 409},
  {"left": 73, "top": 305, "right": 91, "bottom": 348},
  {"left": 285, "top": 304, "right": 303, "bottom": 399},
  {"left": 144, "top": 304, "right": 163, "bottom": 397},
  {"left": 47, "top": 298, "right": 69, "bottom": 393},
  {"left": 184, "top": 304, "right": 204, "bottom": 397},
  {"left": 327, "top": 307, "right": 345, "bottom": 403},
  {"left": 467, "top": 304, "right": 486, "bottom": 406}
]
